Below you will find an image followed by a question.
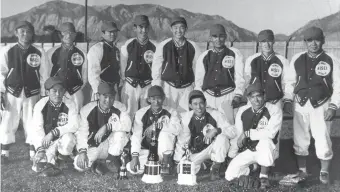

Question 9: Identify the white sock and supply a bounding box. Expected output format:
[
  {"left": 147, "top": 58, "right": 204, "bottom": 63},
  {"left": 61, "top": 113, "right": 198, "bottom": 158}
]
[
  {"left": 30, "top": 150, "right": 36, "bottom": 158},
  {"left": 1, "top": 150, "right": 9, "bottom": 157},
  {"left": 299, "top": 167, "right": 307, "bottom": 173},
  {"left": 259, "top": 173, "right": 268, "bottom": 178}
]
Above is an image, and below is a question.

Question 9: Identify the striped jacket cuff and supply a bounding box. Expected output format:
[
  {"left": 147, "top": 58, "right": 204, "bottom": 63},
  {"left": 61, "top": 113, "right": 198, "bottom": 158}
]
[
  {"left": 329, "top": 103, "right": 338, "bottom": 110},
  {"left": 51, "top": 128, "right": 60, "bottom": 138}
]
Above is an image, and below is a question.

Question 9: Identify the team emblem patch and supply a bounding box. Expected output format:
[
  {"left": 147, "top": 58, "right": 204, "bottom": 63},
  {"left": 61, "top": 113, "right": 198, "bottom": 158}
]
[
  {"left": 257, "top": 116, "right": 269, "bottom": 129},
  {"left": 222, "top": 56, "right": 235, "bottom": 68},
  {"left": 109, "top": 113, "right": 119, "bottom": 124},
  {"left": 144, "top": 50, "right": 154, "bottom": 64},
  {"left": 57, "top": 113, "right": 68, "bottom": 127},
  {"left": 315, "top": 61, "right": 331, "bottom": 76},
  {"left": 71, "top": 52, "right": 84, "bottom": 66},
  {"left": 26, "top": 53, "right": 41, "bottom": 67},
  {"left": 268, "top": 63, "right": 282, "bottom": 77},
  {"left": 202, "top": 124, "right": 215, "bottom": 136}
]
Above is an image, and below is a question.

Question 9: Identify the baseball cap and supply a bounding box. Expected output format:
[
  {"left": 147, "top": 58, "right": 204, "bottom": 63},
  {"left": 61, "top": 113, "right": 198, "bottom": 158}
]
[
  {"left": 101, "top": 21, "right": 120, "bottom": 32},
  {"left": 98, "top": 82, "right": 116, "bottom": 95},
  {"left": 170, "top": 16, "right": 187, "bottom": 27},
  {"left": 210, "top": 24, "right": 226, "bottom": 36},
  {"left": 246, "top": 83, "right": 263, "bottom": 96},
  {"left": 59, "top": 22, "right": 76, "bottom": 33},
  {"left": 189, "top": 90, "right": 206, "bottom": 103},
  {"left": 148, "top": 85, "right": 165, "bottom": 97},
  {"left": 303, "top": 26, "right": 324, "bottom": 40},
  {"left": 44, "top": 77, "right": 64, "bottom": 90},
  {"left": 134, "top": 15, "right": 150, "bottom": 26},
  {"left": 258, "top": 29, "right": 274, "bottom": 42},
  {"left": 15, "top": 21, "right": 34, "bottom": 32}
]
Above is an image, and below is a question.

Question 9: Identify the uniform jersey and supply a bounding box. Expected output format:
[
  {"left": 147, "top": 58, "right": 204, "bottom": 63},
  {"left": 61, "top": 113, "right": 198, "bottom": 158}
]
[
  {"left": 0, "top": 43, "right": 50, "bottom": 97},
  {"left": 130, "top": 106, "right": 182, "bottom": 154},
  {"left": 284, "top": 51, "right": 340, "bottom": 108},
  {"left": 245, "top": 52, "right": 289, "bottom": 103},
  {"left": 152, "top": 38, "right": 200, "bottom": 88},
  {"left": 76, "top": 101, "right": 131, "bottom": 150},
  {"left": 120, "top": 38, "right": 156, "bottom": 88},
  {"left": 87, "top": 40, "right": 121, "bottom": 94},
  {"left": 195, "top": 46, "right": 245, "bottom": 97},
  {"left": 30, "top": 97, "right": 78, "bottom": 150},
  {"left": 233, "top": 103, "right": 282, "bottom": 153},
  {"left": 176, "top": 108, "right": 235, "bottom": 156},
  {"left": 47, "top": 45, "right": 87, "bottom": 95}
]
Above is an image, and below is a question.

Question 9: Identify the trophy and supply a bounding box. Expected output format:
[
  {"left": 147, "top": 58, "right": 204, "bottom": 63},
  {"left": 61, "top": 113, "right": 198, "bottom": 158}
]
[
  {"left": 177, "top": 143, "right": 197, "bottom": 186},
  {"left": 117, "top": 150, "right": 128, "bottom": 180},
  {"left": 161, "top": 150, "right": 173, "bottom": 175},
  {"left": 142, "top": 121, "right": 163, "bottom": 184}
]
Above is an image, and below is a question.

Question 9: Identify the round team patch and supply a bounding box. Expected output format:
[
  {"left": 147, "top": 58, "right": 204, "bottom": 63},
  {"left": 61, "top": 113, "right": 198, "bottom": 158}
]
[
  {"left": 26, "top": 53, "right": 41, "bottom": 67},
  {"left": 222, "top": 56, "right": 235, "bottom": 68},
  {"left": 257, "top": 116, "right": 269, "bottom": 129},
  {"left": 144, "top": 50, "right": 154, "bottom": 64},
  {"left": 202, "top": 124, "right": 215, "bottom": 136},
  {"left": 57, "top": 113, "right": 68, "bottom": 127},
  {"left": 315, "top": 61, "right": 331, "bottom": 76},
  {"left": 71, "top": 52, "right": 84, "bottom": 66},
  {"left": 268, "top": 64, "right": 282, "bottom": 77}
]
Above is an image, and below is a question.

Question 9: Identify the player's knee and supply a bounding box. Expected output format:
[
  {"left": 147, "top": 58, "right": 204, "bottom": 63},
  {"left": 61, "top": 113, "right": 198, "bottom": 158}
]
[
  {"left": 108, "top": 132, "right": 128, "bottom": 156},
  {"left": 315, "top": 148, "right": 333, "bottom": 160}
]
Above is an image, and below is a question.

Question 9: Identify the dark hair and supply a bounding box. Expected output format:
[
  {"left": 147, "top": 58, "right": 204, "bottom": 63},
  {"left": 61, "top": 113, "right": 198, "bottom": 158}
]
[{"left": 189, "top": 95, "right": 206, "bottom": 104}]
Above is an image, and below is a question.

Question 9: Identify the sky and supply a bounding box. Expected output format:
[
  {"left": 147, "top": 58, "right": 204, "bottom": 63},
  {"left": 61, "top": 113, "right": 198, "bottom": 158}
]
[{"left": 1, "top": 0, "right": 340, "bottom": 35}]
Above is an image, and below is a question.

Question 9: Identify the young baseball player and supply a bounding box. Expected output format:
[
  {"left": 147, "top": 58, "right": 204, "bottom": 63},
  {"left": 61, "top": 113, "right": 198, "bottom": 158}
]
[
  {"left": 152, "top": 16, "right": 201, "bottom": 113},
  {"left": 120, "top": 15, "right": 156, "bottom": 118},
  {"left": 225, "top": 83, "right": 282, "bottom": 189},
  {"left": 31, "top": 77, "right": 78, "bottom": 176},
  {"left": 0, "top": 21, "right": 50, "bottom": 163},
  {"left": 87, "top": 21, "right": 121, "bottom": 101},
  {"left": 74, "top": 82, "right": 131, "bottom": 175},
  {"left": 244, "top": 29, "right": 289, "bottom": 109},
  {"left": 195, "top": 24, "right": 245, "bottom": 125},
  {"left": 282, "top": 27, "right": 340, "bottom": 184},
  {"left": 127, "top": 85, "right": 182, "bottom": 175},
  {"left": 47, "top": 22, "right": 87, "bottom": 112},
  {"left": 174, "top": 90, "right": 235, "bottom": 180}
]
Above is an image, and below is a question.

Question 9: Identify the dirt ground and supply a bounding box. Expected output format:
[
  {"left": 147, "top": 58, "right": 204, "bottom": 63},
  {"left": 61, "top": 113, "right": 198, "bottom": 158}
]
[{"left": 1, "top": 126, "right": 340, "bottom": 192}]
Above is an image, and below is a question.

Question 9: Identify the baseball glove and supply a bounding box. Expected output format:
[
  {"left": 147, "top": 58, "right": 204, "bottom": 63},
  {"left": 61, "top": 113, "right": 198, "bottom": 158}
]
[{"left": 232, "top": 175, "right": 261, "bottom": 189}]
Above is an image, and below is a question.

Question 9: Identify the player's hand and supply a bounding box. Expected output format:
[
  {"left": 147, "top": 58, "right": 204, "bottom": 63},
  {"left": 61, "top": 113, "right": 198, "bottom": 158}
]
[
  {"left": 76, "top": 152, "right": 89, "bottom": 170},
  {"left": 231, "top": 96, "right": 242, "bottom": 109},
  {"left": 203, "top": 128, "right": 218, "bottom": 145},
  {"left": 42, "top": 132, "right": 54, "bottom": 148},
  {"left": 94, "top": 125, "right": 108, "bottom": 144},
  {"left": 324, "top": 108, "right": 336, "bottom": 121},
  {"left": 34, "top": 151, "right": 46, "bottom": 164},
  {"left": 129, "top": 156, "right": 140, "bottom": 172},
  {"left": 0, "top": 92, "right": 5, "bottom": 110},
  {"left": 237, "top": 131, "right": 248, "bottom": 148},
  {"left": 283, "top": 101, "right": 293, "bottom": 115}
]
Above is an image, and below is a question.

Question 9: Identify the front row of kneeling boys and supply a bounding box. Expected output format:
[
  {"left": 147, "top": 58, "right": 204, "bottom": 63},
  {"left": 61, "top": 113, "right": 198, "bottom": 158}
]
[{"left": 30, "top": 76, "right": 281, "bottom": 189}]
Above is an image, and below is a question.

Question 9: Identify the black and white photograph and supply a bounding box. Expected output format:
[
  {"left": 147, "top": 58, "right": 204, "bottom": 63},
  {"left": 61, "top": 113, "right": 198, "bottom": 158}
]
[{"left": 1, "top": 0, "right": 340, "bottom": 191}]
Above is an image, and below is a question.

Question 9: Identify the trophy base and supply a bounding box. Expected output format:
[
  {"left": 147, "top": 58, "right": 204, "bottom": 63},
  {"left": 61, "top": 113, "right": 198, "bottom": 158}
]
[
  {"left": 142, "top": 174, "right": 163, "bottom": 184},
  {"left": 177, "top": 174, "right": 197, "bottom": 186}
]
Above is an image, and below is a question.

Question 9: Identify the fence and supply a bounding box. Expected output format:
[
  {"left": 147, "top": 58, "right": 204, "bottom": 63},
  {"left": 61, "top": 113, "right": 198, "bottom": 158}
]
[{"left": 1, "top": 41, "right": 340, "bottom": 138}]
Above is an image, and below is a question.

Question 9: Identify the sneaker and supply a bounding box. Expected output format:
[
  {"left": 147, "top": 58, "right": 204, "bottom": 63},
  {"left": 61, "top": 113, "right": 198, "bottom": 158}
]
[
  {"left": 41, "top": 163, "right": 62, "bottom": 177},
  {"left": 1, "top": 155, "right": 8, "bottom": 165},
  {"left": 210, "top": 162, "right": 221, "bottom": 181},
  {"left": 319, "top": 171, "right": 329, "bottom": 184},
  {"left": 260, "top": 177, "right": 270, "bottom": 189}
]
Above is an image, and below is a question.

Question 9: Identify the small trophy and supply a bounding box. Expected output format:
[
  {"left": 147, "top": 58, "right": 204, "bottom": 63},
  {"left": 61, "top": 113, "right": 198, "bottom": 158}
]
[
  {"left": 177, "top": 143, "right": 197, "bottom": 186},
  {"left": 117, "top": 151, "right": 128, "bottom": 180},
  {"left": 161, "top": 150, "right": 173, "bottom": 175},
  {"left": 142, "top": 122, "right": 163, "bottom": 184}
]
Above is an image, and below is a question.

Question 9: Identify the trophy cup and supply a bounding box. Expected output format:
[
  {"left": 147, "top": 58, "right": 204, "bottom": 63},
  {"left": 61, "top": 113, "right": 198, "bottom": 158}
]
[
  {"left": 177, "top": 143, "right": 197, "bottom": 186},
  {"left": 142, "top": 122, "right": 163, "bottom": 184},
  {"left": 117, "top": 150, "right": 128, "bottom": 180}
]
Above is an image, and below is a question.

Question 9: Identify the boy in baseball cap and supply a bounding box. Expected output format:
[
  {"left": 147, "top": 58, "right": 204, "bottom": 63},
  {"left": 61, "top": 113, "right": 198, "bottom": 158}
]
[
  {"left": 120, "top": 15, "right": 157, "bottom": 118},
  {"left": 31, "top": 76, "right": 78, "bottom": 176},
  {"left": 174, "top": 89, "right": 235, "bottom": 180}
]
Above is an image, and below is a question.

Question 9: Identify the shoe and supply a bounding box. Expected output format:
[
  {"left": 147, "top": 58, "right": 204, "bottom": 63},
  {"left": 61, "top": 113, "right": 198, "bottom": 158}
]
[
  {"left": 91, "top": 161, "right": 109, "bottom": 175},
  {"left": 210, "top": 162, "right": 221, "bottom": 181},
  {"left": 319, "top": 171, "right": 329, "bottom": 184},
  {"left": 1, "top": 155, "right": 8, "bottom": 165},
  {"left": 41, "top": 163, "right": 62, "bottom": 177},
  {"left": 279, "top": 170, "right": 308, "bottom": 186},
  {"left": 107, "top": 156, "right": 121, "bottom": 173},
  {"left": 260, "top": 177, "right": 270, "bottom": 189}
]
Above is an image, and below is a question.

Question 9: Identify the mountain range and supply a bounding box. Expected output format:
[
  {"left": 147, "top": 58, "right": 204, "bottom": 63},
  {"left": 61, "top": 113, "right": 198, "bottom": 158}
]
[{"left": 1, "top": 0, "right": 339, "bottom": 42}]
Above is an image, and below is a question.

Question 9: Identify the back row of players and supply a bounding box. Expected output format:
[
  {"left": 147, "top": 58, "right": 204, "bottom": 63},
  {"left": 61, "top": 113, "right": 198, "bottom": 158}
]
[{"left": 0, "top": 14, "right": 339, "bottom": 188}]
